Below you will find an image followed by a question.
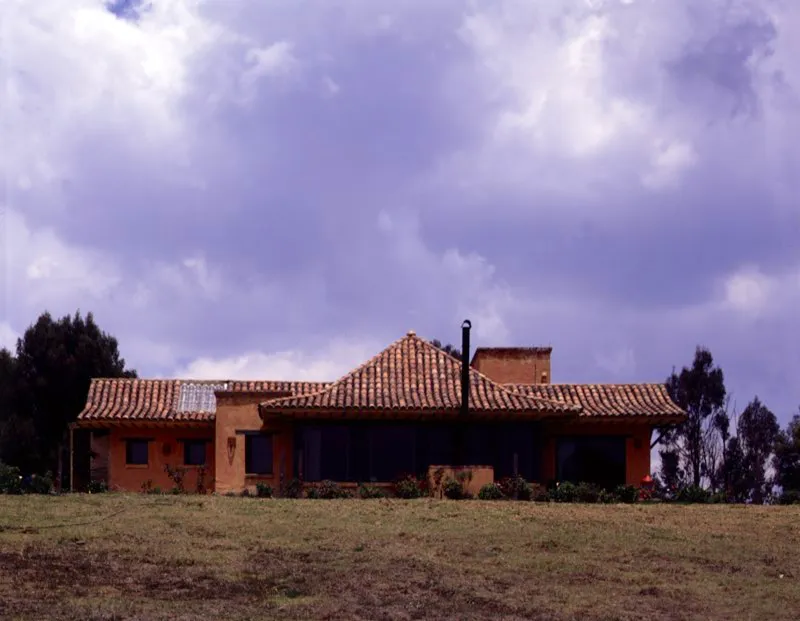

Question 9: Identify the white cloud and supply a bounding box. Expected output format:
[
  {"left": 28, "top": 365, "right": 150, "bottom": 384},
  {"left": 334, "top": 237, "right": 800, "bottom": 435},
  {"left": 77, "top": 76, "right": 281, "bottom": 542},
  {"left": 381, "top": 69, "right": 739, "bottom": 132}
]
[
  {"left": 641, "top": 140, "right": 698, "bottom": 190},
  {"left": 0, "top": 323, "right": 18, "bottom": 351},
  {"left": 173, "top": 339, "right": 381, "bottom": 381}
]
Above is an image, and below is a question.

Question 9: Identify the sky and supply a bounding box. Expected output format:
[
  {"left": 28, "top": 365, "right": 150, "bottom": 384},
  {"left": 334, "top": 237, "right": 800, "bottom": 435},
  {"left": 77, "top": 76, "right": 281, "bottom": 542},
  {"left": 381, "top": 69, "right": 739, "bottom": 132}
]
[{"left": 1, "top": 0, "right": 799, "bottom": 427}]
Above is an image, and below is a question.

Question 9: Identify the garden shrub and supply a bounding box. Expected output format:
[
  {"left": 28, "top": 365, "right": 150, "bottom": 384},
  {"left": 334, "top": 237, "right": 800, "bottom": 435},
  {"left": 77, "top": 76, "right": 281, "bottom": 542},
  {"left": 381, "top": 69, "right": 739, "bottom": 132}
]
[
  {"left": 529, "top": 483, "right": 549, "bottom": 502},
  {"left": 551, "top": 481, "right": 578, "bottom": 503},
  {"left": 779, "top": 490, "right": 800, "bottom": 505},
  {"left": 498, "top": 475, "right": 533, "bottom": 501},
  {"left": 393, "top": 474, "right": 425, "bottom": 499},
  {"left": 614, "top": 484, "right": 639, "bottom": 504},
  {"left": 307, "top": 480, "right": 350, "bottom": 499},
  {"left": 477, "top": 482, "right": 504, "bottom": 500},
  {"left": 575, "top": 482, "right": 601, "bottom": 503},
  {"left": 164, "top": 464, "right": 188, "bottom": 493},
  {"left": 675, "top": 485, "right": 710, "bottom": 504},
  {"left": 598, "top": 488, "right": 617, "bottom": 504},
  {"left": 443, "top": 477, "right": 470, "bottom": 500},
  {"left": 87, "top": 480, "right": 108, "bottom": 494},
  {"left": 282, "top": 478, "right": 304, "bottom": 498},
  {"left": 256, "top": 482, "right": 273, "bottom": 498},
  {"left": 357, "top": 483, "right": 387, "bottom": 499},
  {"left": 0, "top": 462, "right": 23, "bottom": 494}
]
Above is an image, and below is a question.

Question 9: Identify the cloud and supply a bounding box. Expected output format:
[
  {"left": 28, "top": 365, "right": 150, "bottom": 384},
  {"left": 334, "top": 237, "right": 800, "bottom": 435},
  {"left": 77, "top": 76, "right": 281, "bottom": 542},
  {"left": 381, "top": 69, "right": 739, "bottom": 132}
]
[
  {"left": 173, "top": 339, "right": 381, "bottom": 382},
  {"left": 2, "top": 0, "right": 799, "bottom": 426}
]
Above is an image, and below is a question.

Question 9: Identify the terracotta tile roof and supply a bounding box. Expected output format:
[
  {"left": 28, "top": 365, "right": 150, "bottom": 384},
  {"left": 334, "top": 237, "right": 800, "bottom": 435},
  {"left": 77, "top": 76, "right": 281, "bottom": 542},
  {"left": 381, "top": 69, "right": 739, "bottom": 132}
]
[
  {"left": 507, "top": 383, "right": 685, "bottom": 419},
  {"left": 259, "top": 332, "right": 579, "bottom": 415},
  {"left": 77, "top": 379, "right": 330, "bottom": 423}
]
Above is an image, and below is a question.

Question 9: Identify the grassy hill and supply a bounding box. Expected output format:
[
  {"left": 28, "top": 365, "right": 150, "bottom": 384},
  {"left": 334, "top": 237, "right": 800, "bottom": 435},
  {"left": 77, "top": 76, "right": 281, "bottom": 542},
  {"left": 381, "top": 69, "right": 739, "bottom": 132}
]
[{"left": 1, "top": 495, "right": 799, "bottom": 620}]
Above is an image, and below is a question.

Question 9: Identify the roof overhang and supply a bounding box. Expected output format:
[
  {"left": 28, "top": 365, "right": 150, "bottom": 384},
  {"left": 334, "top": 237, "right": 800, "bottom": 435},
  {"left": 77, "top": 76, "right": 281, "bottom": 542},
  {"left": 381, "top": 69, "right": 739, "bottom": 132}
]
[
  {"left": 258, "top": 405, "right": 580, "bottom": 423},
  {"left": 74, "top": 419, "right": 215, "bottom": 429}
]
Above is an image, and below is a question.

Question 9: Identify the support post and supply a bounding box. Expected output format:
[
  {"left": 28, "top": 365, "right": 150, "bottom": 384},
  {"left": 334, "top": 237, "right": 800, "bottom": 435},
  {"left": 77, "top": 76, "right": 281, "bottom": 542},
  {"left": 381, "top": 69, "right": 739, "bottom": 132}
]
[{"left": 69, "top": 423, "right": 75, "bottom": 493}]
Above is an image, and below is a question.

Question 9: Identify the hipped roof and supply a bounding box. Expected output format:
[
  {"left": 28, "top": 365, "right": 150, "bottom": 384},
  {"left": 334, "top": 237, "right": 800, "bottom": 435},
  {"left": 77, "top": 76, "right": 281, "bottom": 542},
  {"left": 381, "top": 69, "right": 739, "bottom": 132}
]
[{"left": 258, "top": 331, "right": 577, "bottom": 416}]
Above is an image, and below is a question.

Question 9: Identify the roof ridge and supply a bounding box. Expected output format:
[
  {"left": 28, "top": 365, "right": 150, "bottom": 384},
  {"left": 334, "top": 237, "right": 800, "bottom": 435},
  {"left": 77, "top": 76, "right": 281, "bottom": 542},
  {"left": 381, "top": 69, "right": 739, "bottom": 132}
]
[{"left": 259, "top": 332, "right": 414, "bottom": 407}]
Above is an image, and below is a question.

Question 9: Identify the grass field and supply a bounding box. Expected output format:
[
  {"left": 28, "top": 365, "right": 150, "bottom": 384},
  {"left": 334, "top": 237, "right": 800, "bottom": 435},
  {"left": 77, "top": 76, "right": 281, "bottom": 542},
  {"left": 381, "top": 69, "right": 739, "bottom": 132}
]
[{"left": 0, "top": 495, "right": 798, "bottom": 621}]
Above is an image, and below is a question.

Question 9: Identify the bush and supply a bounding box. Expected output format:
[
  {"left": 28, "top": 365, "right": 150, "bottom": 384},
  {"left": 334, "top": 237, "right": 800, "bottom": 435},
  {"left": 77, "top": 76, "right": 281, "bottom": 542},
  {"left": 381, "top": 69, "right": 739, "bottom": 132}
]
[
  {"left": 477, "top": 482, "right": 504, "bottom": 500},
  {"left": 87, "top": 480, "right": 108, "bottom": 494},
  {"left": 282, "top": 478, "right": 304, "bottom": 499},
  {"left": 530, "top": 483, "right": 550, "bottom": 502},
  {"left": 256, "top": 482, "right": 273, "bottom": 498},
  {"left": 0, "top": 462, "right": 23, "bottom": 494},
  {"left": 575, "top": 482, "right": 601, "bottom": 503},
  {"left": 498, "top": 475, "right": 533, "bottom": 501},
  {"left": 778, "top": 490, "right": 800, "bottom": 505},
  {"left": 357, "top": 483, "right": 387, "bottom": 499},
  {"left": 442, "top": 477, "right": 471, "bottom": 500},
  {"left": 307, "top": 480, "right": 350, "bottom": 499},
  {"left": 551, "top": 481, "right": 578, "bottom": 503},
  {"left": 598, "top": 488, "right": 617, "bottom": 504},
  {"left": 614, "top": 484, "right": 639, "bottom": 504},
  {"left": 394, "top": 474, "right": 425, "bottom": 499},
  {"left": 675, "top": 485, "right": 711, "bottom": 504}
]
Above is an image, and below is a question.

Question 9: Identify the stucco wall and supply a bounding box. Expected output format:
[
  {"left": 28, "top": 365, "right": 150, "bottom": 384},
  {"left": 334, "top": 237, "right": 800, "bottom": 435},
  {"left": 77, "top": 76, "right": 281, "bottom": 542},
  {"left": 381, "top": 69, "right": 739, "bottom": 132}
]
[
  {"left": 214, "top": 394, "right": 294, "bottom": 494},
  {"left": 540, "top": 421, "right": 652, "bottom": 486},
  {"left": 107, "top": 426, "right": 214, "bottom": 492}
]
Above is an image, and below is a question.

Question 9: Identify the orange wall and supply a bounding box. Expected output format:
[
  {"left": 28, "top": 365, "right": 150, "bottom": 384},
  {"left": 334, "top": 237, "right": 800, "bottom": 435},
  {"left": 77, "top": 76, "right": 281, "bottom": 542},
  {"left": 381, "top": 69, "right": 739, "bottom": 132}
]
[
  {"left": 107, "top": 426, "right": 215, "bottom": 493},
  {"left": 213, "top": 394, "right": 294, "bottom": 494},
  {"left": 540, "top": 422, "right": 652, "bottom": 486}
]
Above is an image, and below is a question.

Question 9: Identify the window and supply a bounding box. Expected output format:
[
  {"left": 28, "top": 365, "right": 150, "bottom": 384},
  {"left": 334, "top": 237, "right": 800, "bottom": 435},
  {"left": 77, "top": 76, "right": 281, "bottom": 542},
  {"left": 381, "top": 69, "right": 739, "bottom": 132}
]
[
  {"left": 183, "top": 440, "right": 207, "bottom": 466},
  {"left": 556, "top": 436, "right": 626, "bottom": 489},
  {"left": 126, "top": 439, "right": 149, "bottom": 465},
  {"left": 245, "top": 434, "right": 273, "bottom": 475}
]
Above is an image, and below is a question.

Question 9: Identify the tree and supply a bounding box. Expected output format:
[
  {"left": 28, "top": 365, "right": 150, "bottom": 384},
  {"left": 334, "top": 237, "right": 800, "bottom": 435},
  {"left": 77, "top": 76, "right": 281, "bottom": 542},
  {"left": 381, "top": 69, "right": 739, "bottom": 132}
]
[
  {"left": 13, "top": 311, "right": 137, "bottom": 485},
  {"left": 431, "top": 339, "right": 462, "bottom": 361},
  {"left": 735, "top": 397, "right": 779, "bottom": 503},
  {"left": 664, "top": 347, "right": 727, "bottom": 488},
  {"left": 773, "top": 411, "right": 800, "bottom": 495}
]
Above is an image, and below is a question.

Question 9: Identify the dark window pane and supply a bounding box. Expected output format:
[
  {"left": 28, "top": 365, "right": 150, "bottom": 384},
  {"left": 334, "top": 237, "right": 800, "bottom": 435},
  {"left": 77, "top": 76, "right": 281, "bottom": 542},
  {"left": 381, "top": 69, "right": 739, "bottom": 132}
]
[
  {"left": 370, "top": 425, "right": 415, "bottom": 482},
  {"left": 245, "top": 435, "right": 273, "bottom": 475},
  {"left": 126, "top": 440, "right": 148, "bottom": 465},
  {"left": 556, "top": 436, "right": 626, "bottom": 488},
  {"left": 183, "top": 440, "right": 207, "bottom": 466},
  {"left": 319, "top": 426, "right": 349, "bottom": 481}
]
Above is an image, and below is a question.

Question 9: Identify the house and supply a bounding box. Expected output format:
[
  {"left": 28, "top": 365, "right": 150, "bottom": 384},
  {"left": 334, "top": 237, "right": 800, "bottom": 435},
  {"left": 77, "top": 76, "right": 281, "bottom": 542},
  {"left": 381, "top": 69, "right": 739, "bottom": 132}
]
[{"left": 71, "top": 325, "right": 685, "bottom": 494}]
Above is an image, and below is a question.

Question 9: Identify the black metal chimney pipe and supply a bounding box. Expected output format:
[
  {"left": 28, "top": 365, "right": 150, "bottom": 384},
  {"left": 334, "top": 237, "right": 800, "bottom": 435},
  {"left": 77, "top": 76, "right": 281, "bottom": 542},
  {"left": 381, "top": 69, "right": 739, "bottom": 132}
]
[{"left": 460, "top": 319, "right": 471, "bottom": 418}]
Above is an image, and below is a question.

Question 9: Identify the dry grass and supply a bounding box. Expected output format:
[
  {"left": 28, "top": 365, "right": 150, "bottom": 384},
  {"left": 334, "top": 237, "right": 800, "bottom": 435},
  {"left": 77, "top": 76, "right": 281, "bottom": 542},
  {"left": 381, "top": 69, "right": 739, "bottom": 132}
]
[{"left": 0, "top": 495, "right": 798, "bottom": 620}]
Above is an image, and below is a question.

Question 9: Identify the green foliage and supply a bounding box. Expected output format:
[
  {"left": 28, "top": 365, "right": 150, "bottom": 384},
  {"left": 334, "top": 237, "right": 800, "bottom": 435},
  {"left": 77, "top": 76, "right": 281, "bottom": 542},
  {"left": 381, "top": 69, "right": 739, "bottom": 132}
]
[
  {"left": 477, "top": 482, "right": 504, "bottom": 500},
  {"left": 357, "top": 483, "right": 387, "bottom": 499},
  {"left": 598, "top": 489, "right": 617, "bottom": 504},
  {"left": 736, "top": 397, "right": 780, "bottom": 504},
  {"left": 575, "top": 482, "right": 601, "bottom": 503},
  {"left": 551, "top": 481, "right": 578, "bottom": 503},
  {"left": 676, "top": 485, "right": 711, "bottom": 504},
  {"left": 255, "top": 482, "right": 273, "bottom": 498},
  {"left": 664, "top": 347, "right": 727, "bottom": 488},
  {"left": 778, "top": 490, "right": 800, "bottom": 505},
  {"left": 393, "top": 475, "right": 425, "bottom": 499},
  {"left": 443, "top": 477, "right": 471, "bottom": 500},
  {"left": 614, "top": 484, "right": 639, "bottom": 504},
  {"left": 86, "top": 480, "right": 108, "bottom": 494},
  {"left": 25, "top": 472, "right": 53, "bottom": 494},
  {"left": 0, "top": 311, "right": 136, "bottom": 483},
  {"left": 774, "top": 414, "right": 800, "bottom": 496},
  {"left": 282, "top": 478, "right": 304, "bottom": 498},
  {"left": 306, "top": 480, "right": 350, "bottom": 499},
  {"left": 0, "top": 462, "right": 23, "bottom": 494},
  {"left": 430, "top": 340, "right": 462, "bottom": 361},
  {"left": 498, "top": 476, "right": 533, "bottom": 501}
]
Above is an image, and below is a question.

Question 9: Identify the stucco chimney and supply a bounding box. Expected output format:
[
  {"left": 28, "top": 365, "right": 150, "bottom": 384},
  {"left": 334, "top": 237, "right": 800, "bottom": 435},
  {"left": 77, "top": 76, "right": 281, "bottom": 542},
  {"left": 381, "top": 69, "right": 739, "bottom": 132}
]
[{"left": 470, "top": 347, "right": 552, "bottom": 385}]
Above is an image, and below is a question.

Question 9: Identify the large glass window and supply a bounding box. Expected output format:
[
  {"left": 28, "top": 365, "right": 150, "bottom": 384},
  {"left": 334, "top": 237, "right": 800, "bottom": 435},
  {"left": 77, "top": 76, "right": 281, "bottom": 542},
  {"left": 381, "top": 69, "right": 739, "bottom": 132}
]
[
  {"left": 245, "top": 434, "right": 273, "bottom": 475},
  {"left": 556, "top": 436, "right": 626, "bottom": 489}
]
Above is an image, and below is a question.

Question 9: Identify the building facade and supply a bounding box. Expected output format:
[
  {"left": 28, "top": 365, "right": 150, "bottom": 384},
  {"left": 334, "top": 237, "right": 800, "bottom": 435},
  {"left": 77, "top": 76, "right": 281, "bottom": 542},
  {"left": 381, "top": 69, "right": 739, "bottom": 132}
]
[{"left": 72, "top": 330, "right": 685, "bottom": 494}]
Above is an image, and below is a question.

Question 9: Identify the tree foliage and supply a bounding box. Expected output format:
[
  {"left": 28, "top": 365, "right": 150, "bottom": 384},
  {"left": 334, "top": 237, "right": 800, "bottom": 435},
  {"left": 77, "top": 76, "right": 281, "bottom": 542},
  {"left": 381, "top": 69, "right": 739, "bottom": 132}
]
[
  {"left": 431, "top": 339, "right": 462, "bottom": 361},
  {"left": 664, "top": 347, "right": 727, "bottom": 488},
  {"left": 0, "top": 311, "right": 136, "bottom": 482},
  {"left": 774, "top": 412, "right": 800, "bottom": 495}
]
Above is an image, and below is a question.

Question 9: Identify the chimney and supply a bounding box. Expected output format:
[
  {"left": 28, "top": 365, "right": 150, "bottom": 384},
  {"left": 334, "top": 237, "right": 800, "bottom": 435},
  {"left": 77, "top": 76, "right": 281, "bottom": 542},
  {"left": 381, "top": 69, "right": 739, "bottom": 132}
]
[
  {"left": 470, "top": 347, "right": 552, "bottom": 385},
  {"left": 460, "top": 320, "right": 471, "bottom": 418}
]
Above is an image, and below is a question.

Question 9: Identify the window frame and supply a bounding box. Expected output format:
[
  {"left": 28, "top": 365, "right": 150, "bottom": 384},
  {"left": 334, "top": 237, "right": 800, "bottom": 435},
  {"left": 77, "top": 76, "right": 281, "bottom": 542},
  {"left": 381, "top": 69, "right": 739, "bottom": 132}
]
[
  {"left": 125, "top": 438, "right": 150, "bottom": 466},
  {"left": 182, "top": 439, "right": 209, "bottom": 466},
  {"left": 244, "top": 433, "right": 274, "bottom": 475}
]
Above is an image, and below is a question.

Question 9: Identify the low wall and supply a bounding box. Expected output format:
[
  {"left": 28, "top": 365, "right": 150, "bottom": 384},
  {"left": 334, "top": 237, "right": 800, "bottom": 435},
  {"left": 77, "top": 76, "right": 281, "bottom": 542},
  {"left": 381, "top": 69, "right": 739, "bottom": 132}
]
[{"left": 428, "top": 465, "right": 494, "bottom": 498}]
